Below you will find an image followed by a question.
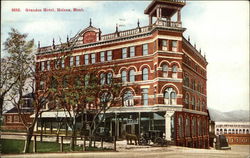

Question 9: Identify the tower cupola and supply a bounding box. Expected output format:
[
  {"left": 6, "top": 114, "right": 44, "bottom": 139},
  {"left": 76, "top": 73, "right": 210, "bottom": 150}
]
[{"left": 144, "top": 0, "right": 185, "bottom": 27}]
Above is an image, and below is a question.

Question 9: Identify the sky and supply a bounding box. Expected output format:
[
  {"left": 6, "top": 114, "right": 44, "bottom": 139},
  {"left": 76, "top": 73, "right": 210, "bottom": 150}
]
[{"left": 1, "top": 1, "right": 249, "bottom": 112}]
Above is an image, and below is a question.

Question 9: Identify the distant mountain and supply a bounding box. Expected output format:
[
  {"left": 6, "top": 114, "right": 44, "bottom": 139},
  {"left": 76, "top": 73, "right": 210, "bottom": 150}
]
[{"left": 208, "top": 108, "right": 250, "bottom": 122}]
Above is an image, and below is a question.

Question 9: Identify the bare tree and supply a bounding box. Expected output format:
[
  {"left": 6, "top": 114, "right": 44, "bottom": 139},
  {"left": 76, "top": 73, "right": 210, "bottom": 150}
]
[
  {"left": 0, "top": 57, "right": 18, "bottom": 117},
  {"left": 4, "top": 28, "right": 53, "bottom": 153}
]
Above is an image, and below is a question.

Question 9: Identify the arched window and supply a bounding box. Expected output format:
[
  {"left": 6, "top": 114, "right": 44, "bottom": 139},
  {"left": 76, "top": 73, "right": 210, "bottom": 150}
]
[
  {"left": 192, "top": 96, "right": 195, "bottom": 110},
  {"left": 232, "top": 129, "right": 235, "bottom": 134},
  {"left": 100, "top": 73, "right": 106, "bottom": 85},
  {"left": 197, "top": 99, "right": 201, "bottom": 111},
  {"left": 185, "top": 93, "right": 189, "bottom": 108},
  {"left": 184, "top": 75, "right": 189, "bottom": 87},
  {"left": 224, "top": 129, "right": 227, "bottom": 134},
  {"left": 203, "top": 120, "right": 206, "bottom": 135},
  {"left": 121, "top": 70, "right": 127, "bottom": 82},
  {"left": 198, "top": 119, "right": 201, "bottom": 136},
  {"left": 178, "top": 116, "right": 183, "bottom": 138},
  {"left": 162, "top": 64, "right": 168, "bottom": 77},
  {"left": 129, "top": 69, "right": 135, "bottom": 82},
  {"left": 142, "top": 68, "right": 148, "bottom": 80},
  {"left": 100, "top": 92, "right": 112, "bottom": 106},
  {"left": 164, "top": 87, "right": 177, "bottom": 105},
  {"left": 123, "top": 90, "right": 134, "bottom": 107},
  {"left": 192, "top": 117, "right": 196, "bottom": 137},
  {"left": 220, "top": 128, "right": 223, "bottom": 135},
  {"left": 172, "top": 65, "right": 178, "bottom": 78},
  {"left": 246, "top": 129, "right": 249, "bottom": 134},
  {"left": 107, "top": 72, "right": 112, "bottom": 84},
  {"left": 185, "top": 117, "right": 190, "bottom": 137}
]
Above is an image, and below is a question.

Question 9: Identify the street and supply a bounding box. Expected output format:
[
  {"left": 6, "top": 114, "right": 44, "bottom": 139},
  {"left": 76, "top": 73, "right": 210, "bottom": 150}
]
[{"left": 2, "top": 145, "right": 249, "bottom": 158}]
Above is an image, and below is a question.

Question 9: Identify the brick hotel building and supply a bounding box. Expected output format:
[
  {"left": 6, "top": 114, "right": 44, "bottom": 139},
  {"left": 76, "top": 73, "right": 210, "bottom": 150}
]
[{"left": 36, "top": 0, "right": 209, "bottom": 148}]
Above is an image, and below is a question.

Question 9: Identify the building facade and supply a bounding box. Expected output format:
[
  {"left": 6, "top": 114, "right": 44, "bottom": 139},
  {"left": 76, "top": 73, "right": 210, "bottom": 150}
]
[
  {"left": 215, "top": 121, "right": 250, "bottom": 145},
  {"left": 2, "top": 93, "right": 34, "bottom": 131},
  {"left": 36, "top": 0, "right": 209, "bottom": 148}
]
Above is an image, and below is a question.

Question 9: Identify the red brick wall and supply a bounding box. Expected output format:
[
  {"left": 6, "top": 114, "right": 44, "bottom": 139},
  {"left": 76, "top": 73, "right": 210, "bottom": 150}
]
[
  {"left": 3, "top": 113, "right": 33, "bottom": 131},
  {"left": 225, "top": 134, "right": 250, "bottom": 145}
]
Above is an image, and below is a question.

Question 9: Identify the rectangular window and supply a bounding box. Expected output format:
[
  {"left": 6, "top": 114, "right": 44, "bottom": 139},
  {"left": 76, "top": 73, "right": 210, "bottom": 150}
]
[
  {"left": 13, "top": 115, "right": 19, "bottom": 122},
  {"left": 142, "top": 88, "right": 148, "bottom": 106},
  {"left": 47, "top": 61, "right": 50, "bottom": 70},
  {"left": 172, "top": 40, "right": 177, "bottom": 51},
  {"left": 130, "top": 46, "right": 135, "bottom": 57},
  {"left": 162, "top": 40, "right": 167, "bottom": 51},
  {"left": 41, "top": 62, "right": 45, "bottom": 71},
  {"left": 143, "top": 44, "right": 148, "bottom": 55},
  {"left": 7, "top": 116, "right": 12, "bottom": 123},
  {"left": 100, "top": 51, "right": 105, "bottom": 62},
  {"left": 76, "top": 56, "right": 80, "bottom": 66},
  {"left": 70, "top": 56, "right": 74, "bottom": 67},
  {"left": 107, "top": 51, "right": 112, "bottom": 61},
  {"left": 91, "top": 53, "right": 96, "bottom": 64},
  {"left": 84, "top": 54, "right": 89, "bottom": 65},
  {"left": 122, "top": 48, "right": 127, "bottom": 59}
]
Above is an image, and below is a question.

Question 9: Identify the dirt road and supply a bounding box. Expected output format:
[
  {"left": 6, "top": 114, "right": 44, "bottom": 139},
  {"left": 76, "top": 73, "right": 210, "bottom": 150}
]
[{"left": 2, "top": 145, "right": 249, "bottom": 158}]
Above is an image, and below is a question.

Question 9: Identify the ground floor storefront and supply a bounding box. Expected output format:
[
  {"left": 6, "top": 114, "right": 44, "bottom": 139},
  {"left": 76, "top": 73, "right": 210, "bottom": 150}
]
[{"left": 35, "top": 107, "right": 209, "bottom": 149}]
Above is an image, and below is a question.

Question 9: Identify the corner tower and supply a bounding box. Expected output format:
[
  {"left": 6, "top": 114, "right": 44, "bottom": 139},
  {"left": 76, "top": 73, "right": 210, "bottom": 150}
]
[{"left": 144, "top": 0, "right": 185, "bottom": 27}]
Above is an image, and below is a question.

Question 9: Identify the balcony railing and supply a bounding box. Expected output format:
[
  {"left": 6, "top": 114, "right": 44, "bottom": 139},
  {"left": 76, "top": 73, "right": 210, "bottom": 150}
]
[{"left": 38, "top": 20, "right": 183, "bottom": 53}]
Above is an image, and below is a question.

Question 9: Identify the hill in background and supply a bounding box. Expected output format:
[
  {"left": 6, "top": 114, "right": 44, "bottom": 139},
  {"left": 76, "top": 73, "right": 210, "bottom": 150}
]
[{"left": 208, "top": 108, "right": 250, "bottom": 122}]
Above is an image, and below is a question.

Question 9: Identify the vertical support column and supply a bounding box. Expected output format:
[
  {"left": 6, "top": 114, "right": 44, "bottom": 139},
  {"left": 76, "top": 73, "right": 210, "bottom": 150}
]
[
  {"left": 138, "top": 112, "right": 141, "bottom": 137},
  {"left": 110, "top": 119, "right": 113, "bottom": 137},
  {"left": 60, "top": 136, "right": 64, "bottom": 152},
  {"left": 152, "top": 113, "right": 155, "bottom": 130},
  {"left": 83, "top": 136, "right": 86, "bottom": 151},
  {"left": 159, "top": 7, "right": 162, "bottom": 19},
  {"left": 66, "top": 125, "right": 68, "bottom": 136},
  {"left": 115, "top": 113, "right": 117, "bottom": 138},
  {"left": 113, "top": 136, "right": 116, "bottom": 151},
  {"left": 167, "top": 17, "right": 171, "bottom": 27},
  {"left": 34, "top": 119, "right": 38, "bottom": 132},
  {"left": 33, "top": 135, "right": 37, "bottom": 153},
  {"left": 101, "top": 138, "right": 103, "bottom": 150},
  {"left": 44, "top": 121, "right": 46, "bottom": 134},
  {"left": 177, "top": 9, "right": 181, "bottom": 24},
  {"left": 117, "top": 119, "right": 119, "bottom": 138},
  {"left": 149, "top": 15, "right": 152, "bottom": 25},
  {"left": 165, "top": 111, "right": 175, "bottom": 141},
  {"left": 50, "top": 121, "right": 53, "bottom": 134},
  {"left": 40, "top": 120, "right": 43, "bottom": 142},
  {"left": 156, "top": 7, "right": 159, "bottom": 20}
]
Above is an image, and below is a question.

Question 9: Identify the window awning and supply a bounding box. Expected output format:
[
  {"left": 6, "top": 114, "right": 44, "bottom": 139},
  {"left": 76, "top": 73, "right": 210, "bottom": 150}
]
[{"left": 30, "top": 111, "right": 74, "bottom": 118}]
